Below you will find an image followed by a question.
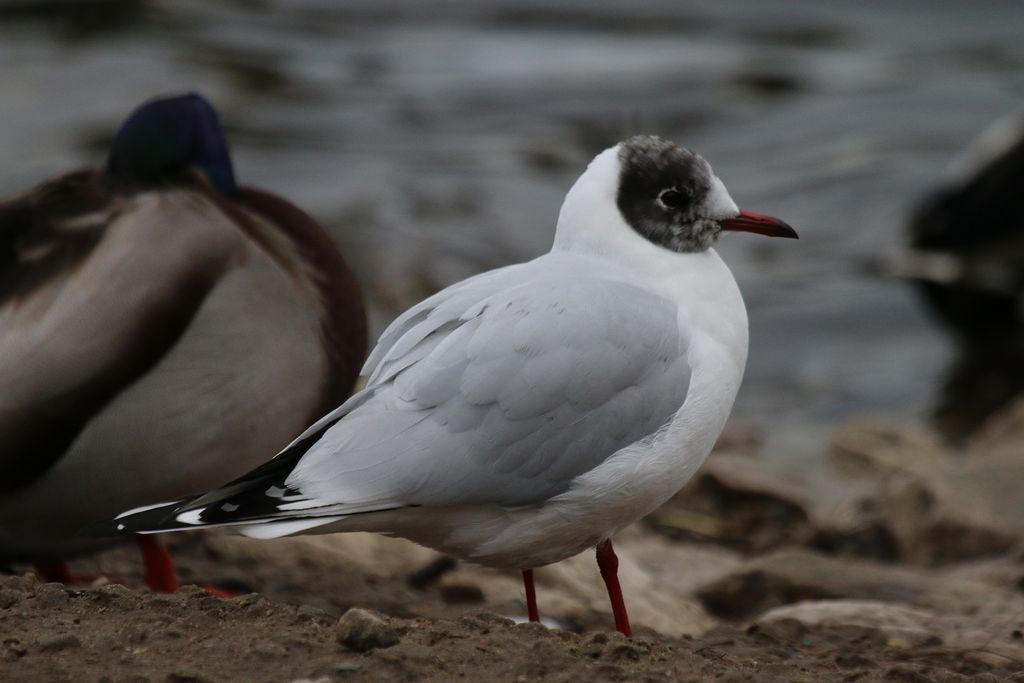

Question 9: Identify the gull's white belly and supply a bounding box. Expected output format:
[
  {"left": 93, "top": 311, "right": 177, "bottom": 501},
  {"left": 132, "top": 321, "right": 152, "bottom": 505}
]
[{"left": 327, "top": 329, "right": 745, "bottom": 569}]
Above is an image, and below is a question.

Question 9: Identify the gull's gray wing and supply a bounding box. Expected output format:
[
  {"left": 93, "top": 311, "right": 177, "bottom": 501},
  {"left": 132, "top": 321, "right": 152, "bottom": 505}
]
[
  {"left": 287, "top": 255, "right": 692, "bottom": 508},
  {"left": 256, "top": 260, "right": 533, "bottom": 448}
]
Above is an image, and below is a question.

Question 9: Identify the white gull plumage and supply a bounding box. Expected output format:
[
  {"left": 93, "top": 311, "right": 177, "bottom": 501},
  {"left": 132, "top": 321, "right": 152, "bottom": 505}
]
[{"left": 111, "top": 136, "right": 797, "bottom": 634}]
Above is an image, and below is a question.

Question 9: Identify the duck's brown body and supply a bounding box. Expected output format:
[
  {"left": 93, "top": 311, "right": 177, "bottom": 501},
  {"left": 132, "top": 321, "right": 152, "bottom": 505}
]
[{"left": 0, "top": 169, "right": 366, "bottom": 561}]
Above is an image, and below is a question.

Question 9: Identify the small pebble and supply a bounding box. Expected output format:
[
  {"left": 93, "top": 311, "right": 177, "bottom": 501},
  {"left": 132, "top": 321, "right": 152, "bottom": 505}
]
[
  {"left": 607, "top": 641, "right": 643, "bottom": 662},
  {"left": 513, "top": 621, "right": 550, "bottom": 638},
  {"left": 90, "top": 583, "right": 137, "bottom": 608},
  {"left": 577, "top": 631, "right": 609, "bottom": 658},
  {"left": 297, "top": 604, "right": 327, "bottom": 620},
  {"left": 459, "top": 609, "right": 514, "bottom": 632},
  {"left": 335, "top": 608, "right": 400, "bottom": 652},
  {"left": 0, "top": 587, "right": 24, "bottom": 609},
  {"left": 530, "top": 639, "right": 563, "bottom": 661},
  {"left": 32, "top": 583, "right": 69, "bottom": 607},
  {"left": 231, "top": 593, "right": 266, "bottom": 612},
  {"left": 253, "top": 640, "right": 289, "bottom": 658}
]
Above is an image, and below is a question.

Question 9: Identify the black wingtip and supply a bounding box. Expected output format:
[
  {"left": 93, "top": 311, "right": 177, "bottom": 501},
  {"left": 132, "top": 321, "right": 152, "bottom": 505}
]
[
  {"left": 79, "top": 423, "right": 334, "bottom": 540},
  {"left": 79, "top": 517, "right": 131, "bottom": 538},
  {"left": 79, "top": 500, "right": 186, "bottom": 538}
]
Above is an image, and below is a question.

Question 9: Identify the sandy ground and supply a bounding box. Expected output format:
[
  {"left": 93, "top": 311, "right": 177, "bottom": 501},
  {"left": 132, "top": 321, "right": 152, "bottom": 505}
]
[
  {"left": 1, "top": 574, "right": 1015, "bottom": 682},
  {"left": 8, "top": 412, "right": 1024, "bottom": 682},
  {"left": 3, "top": 529, "right": 1023, "bottom": 682}
]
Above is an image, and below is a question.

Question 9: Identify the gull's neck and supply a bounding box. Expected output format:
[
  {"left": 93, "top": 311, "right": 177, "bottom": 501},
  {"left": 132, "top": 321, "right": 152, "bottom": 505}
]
[{"left": 552, "top": 146, "right": 627, "bottom": 258}]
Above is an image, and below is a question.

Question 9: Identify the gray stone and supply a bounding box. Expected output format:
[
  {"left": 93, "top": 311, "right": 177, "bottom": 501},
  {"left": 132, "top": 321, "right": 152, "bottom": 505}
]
[
  {"left": 674, "top": 420, "right": 1022, "bottom": 566},
  {"left": 694, "top": 549, "right": 932, "bottom": 619},
  {"left": 335, "top": 608, "right": 401, "bottom": 652},
  {"left": 297, "top": 603, "right": 328, "bottom": 620},
  {"left": 459, "top": 608, "right": 515, "bottom": 632},
  {"left": 0, "top": 587, "right": 24, "bottom": 609},
  {"left": 757, "top": 601, "right": 938, "bottom": 648},
  {"left": 874, "top": 474, "right": 1017, "bottom": 565},
  {"left": 754, "top": 596, "right": 1024, "bottom": 669},
  {"left": 829, "top": 419, "right": 949, "bottom": 477},
  {"left": 32, "top": 583, "right": 69, "bottom": 607}
]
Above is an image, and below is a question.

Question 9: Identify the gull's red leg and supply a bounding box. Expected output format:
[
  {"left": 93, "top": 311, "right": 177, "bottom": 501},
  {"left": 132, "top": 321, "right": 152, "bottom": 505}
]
[
  {"left": 596, "top": 539, "right": 632, "bottom": 638},
  {"left": 136, "top": 535, "right": 179, "bottom": 593},
  {"left": 522, "top": 568, "right": 540, "bottom": 622}
]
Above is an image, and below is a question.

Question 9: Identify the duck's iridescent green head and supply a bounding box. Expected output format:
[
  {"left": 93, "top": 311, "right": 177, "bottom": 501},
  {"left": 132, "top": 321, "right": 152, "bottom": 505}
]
[{"left": 106, "top": 92, "right": 237, "bottom": 196}]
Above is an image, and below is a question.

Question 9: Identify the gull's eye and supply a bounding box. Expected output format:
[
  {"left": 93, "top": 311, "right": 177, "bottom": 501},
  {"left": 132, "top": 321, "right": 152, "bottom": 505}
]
[{"left": 657, "top": 188, "right": 686, "bottom": 210}]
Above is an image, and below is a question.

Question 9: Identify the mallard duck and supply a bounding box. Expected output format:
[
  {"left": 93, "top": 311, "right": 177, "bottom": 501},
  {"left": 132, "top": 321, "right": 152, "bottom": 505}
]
[{"left": 0, "top": 93, "right": 367, "bottom": 591}]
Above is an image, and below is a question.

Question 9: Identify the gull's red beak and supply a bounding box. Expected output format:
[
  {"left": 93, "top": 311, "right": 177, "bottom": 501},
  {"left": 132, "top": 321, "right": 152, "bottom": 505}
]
[{"left": 720, "top": 210, "right": 798, "bottom": 239}]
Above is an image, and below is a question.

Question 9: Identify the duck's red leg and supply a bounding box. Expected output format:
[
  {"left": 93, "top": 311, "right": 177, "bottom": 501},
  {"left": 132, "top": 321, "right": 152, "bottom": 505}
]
[
  {"left": 33, "top": 539, "right": 234, "bottom": 597},
  {"left": 33, "top": 560, "right": 74, "bottom": 584},
  {"left": 136, "top": 535, "right": 240, "bottom": 598},
  {"left": 596, "top": 539, "right": 632, "bottom": 638},
  {"left": 522, "top": 569, "right": 539, "bottom": 622},
  {"left": 136, "top": 535, "right": 179, "bottom": 593}
]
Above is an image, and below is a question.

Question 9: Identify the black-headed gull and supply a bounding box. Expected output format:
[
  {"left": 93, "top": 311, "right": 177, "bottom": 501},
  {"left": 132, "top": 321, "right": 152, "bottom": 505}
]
[
  {"left": 0, "top": 93, "right": 366, "bottom": 592},
  {"left": 109, "top": 135, "right": 796, "bottom": 634}
]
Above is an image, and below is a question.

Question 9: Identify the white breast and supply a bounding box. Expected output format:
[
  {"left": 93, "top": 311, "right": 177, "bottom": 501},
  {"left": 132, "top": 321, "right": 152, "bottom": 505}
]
[
  {"left": 469, "top": 252, "right": 746, "bottom": 568},
  {"left": 347, "top": 245, "right": 748, "bottom": 570}
]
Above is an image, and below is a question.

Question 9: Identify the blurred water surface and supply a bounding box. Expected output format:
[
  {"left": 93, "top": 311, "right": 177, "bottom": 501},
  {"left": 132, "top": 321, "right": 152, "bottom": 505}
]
[{"left": 2, "top": 0, "right": 1023, "bottom": 452}]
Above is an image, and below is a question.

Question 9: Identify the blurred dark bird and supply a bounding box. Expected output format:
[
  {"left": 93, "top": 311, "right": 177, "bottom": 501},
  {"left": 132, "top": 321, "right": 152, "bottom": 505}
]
[
  {"left": 901, "top": 113, "right": 1024, "bottom": 335},
  {"left": 0, "top": 93, "right": 367, "bottom": 590},
  {"left": 887, "top": 113, "right": 1024, "bottom": 437}
]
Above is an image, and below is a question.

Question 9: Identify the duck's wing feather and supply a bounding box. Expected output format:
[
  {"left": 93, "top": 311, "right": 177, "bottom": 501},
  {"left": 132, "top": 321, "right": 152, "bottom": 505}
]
[
  {"left": 114, "top": 254, "right": 692, "bottom": 534},
  {"left": 0, "top": 180, "right": 241, "bottom": 490}
]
